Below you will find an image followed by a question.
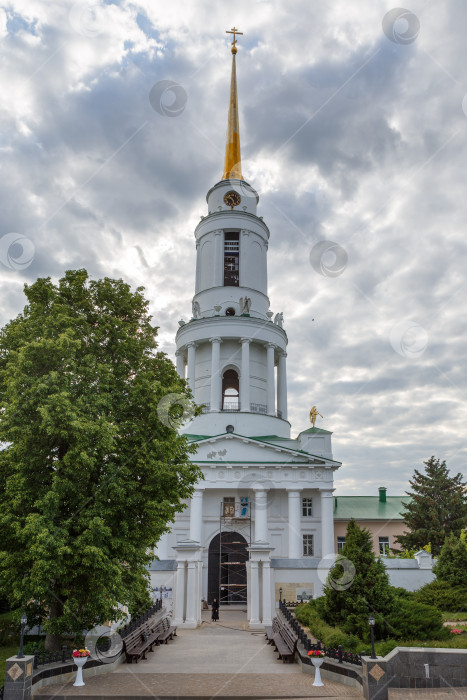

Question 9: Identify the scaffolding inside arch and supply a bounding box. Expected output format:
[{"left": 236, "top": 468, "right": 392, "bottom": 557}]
[{"left": 218, "top": 497, "right": 251, "bottom": 604}]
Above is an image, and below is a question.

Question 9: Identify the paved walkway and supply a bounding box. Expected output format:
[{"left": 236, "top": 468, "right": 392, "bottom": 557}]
[{"left": 34, "top": 608, "right": 361, "bottom": 698}]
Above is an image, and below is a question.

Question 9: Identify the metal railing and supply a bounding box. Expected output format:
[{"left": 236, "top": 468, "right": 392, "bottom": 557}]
[
  {"left": 279, "top": 601, "right": 362, "bottom": 667},
  {"left": 33, "top": 646, "right": 73, "bottom": 669}
]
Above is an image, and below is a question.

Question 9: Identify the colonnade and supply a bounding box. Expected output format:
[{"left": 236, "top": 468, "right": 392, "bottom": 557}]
[
  {"left": 175, "top": 338, "right": 287, "bottom": 419},
  {"left": 187, "top": 487, "right": 335, "bottom": 558}
]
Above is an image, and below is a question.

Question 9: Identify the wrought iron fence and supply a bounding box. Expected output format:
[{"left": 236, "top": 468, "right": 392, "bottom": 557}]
[
  {"left": 119, "top": 599, "right": 162, "bottom": 639},
  {"left": 279, "top": 601, "right": 362, "bottom": 667},
  {"left": 33, "top": 646, "right": 73, "bottom": 669}
]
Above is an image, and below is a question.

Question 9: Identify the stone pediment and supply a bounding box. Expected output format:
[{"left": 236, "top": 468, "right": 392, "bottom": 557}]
[{"left": 191, "top": 432, "right": 336, "bottom": 467}]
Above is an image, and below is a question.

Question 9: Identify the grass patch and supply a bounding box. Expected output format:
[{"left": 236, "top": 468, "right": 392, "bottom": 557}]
[
  {"left": 442, "top": 611, "right": 467, "bottom": 622},
  {"left": 0, "top": 611, "right": 17, "bottom": 622}
]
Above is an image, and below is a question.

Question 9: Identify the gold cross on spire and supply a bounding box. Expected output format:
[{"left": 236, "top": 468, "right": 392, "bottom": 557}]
[{"left": 226, "top": 26, "right": 243, "bottom": 54}]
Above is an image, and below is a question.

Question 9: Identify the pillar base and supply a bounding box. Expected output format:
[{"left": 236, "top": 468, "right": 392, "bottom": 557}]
[
  {"left": 248, "top": 620, "right": 264, "bottom": 630},
  {"left": 177, "top": 620, "right": 199, "bottom": 629}
]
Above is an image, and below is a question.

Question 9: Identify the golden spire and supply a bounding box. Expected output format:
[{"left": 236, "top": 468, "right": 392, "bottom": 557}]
[{"left": 222, "top": 27, "right": 243, "bottom": 181}]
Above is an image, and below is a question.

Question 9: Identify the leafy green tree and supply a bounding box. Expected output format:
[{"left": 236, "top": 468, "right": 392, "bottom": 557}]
[
  {"left": 434, "top": 531, "right": 467, "bottom": 587},
  {"left": 396, "top": 457, "right": 467, "bottom": 555},
  {"left": 322, "top": 519, "right": 395, "bottom": 640},
  {"left": 0, "top": 270, "right": 202, "bottom": 650}
]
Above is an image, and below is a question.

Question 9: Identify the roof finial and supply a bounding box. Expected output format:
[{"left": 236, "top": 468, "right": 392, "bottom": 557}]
[
  {"left": 226, "top": 26, "right": 243, "bottom": 54},
  {"left": 222, "top": 27, "right": 243, "bottom": 181}
]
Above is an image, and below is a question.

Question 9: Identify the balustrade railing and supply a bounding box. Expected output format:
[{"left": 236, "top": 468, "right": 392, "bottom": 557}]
[{"left": 199, "top": 402, "right": 283, "bottom": 417}]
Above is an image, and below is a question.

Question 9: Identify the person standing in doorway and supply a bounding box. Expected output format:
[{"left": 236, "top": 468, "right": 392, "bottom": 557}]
[{"left": 211, "top": 598, "right": 219, "bottom": 622}]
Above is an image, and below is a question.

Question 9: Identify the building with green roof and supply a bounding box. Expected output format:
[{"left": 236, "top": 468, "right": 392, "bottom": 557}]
[{"left": 334, "top": 487, "right": 409, "bottom": 555}]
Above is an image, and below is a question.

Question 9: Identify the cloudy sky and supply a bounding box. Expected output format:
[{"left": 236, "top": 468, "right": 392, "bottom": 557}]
[{"left": 1, "top": 0, "right": 466, "bottom": 495}]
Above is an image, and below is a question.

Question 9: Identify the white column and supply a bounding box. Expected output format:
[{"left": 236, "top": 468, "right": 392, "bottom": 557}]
[
  {"left": 321, "top": 490, "right": 335, "bottom": 557},
  {"left": 240, "top": 338, "right": 251, "bottom": 412},
  {"left": 261, "top": 561, "right": 272, "bottom": 625},
  {"left": 214, "top": 230, "right": 223, "bottom": 287},
  {"left": 209, "top": 337, "right": 222, "bottom": 411},
  {"left": 277, "top": 351, "right": 287, "bottom": 420},
  {"left": 187, "top": 342, "right": 196, "bottom": 394},
  {"left": 254, "top": 489, "right": 268, "bottom": 543},
  {"left": 266, "top": 343, "right": 275, "bottom": 415},
  {"left": 287, "top": 490, "right": 302, "bottom": 559},
  {"left": 173, "top": 561, "right": 186, "bottom": 625},
  {"left": 249, "top": 561, "right": 260, "bottom": 625},
  {"left": 189, "top": 489, "right": 204, "bottom": 544},
  {"left": 185, "top": 561, "right": 198, "bottom": 627},
  {"left": 154, "top": 532, "right": 169, "bottom": 560},
  {"left": 176, "top": 351, "right": 185, "bottom": 379}
]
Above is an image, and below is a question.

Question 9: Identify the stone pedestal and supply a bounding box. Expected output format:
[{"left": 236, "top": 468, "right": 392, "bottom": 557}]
[{"left": 4, "top": 655, "right": 34, "bottom": 700}]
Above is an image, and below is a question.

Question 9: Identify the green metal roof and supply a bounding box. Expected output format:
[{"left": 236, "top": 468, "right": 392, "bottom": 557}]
[
  {"left": 252, "top": 435, "right": 296, "bottom": 441},
  {"left": 298, "top": 427, "right": 333, "bottom": 435},
  {"left": 333, "top": 496, "right": 409, "bottom": 520}
]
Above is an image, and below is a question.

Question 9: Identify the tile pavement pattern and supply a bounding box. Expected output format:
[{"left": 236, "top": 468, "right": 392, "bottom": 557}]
[
  {"left": 34, "top": 672, "right": 362, "bottom": 697},
  {"left": 34, "top": 612, "right": 361, "bottom": 698}
]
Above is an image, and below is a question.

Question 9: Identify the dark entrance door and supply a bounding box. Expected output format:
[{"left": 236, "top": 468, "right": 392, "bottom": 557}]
[{"left": 208, "top": 532, "right": 248, "bottom": 604}]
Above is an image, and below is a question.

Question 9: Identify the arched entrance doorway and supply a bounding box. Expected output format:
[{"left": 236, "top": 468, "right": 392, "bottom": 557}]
[{"left": 208, "top": 532, "right": 248, "bottom": 604}]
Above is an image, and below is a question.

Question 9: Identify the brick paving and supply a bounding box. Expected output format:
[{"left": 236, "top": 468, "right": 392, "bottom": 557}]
[
  {"left": 34, "top": 608, "right": 361, "bottom": 698},
  {"left": 35, "top": 672, "right": 362, "bottom": 697},
  {"left": 389, "top": 691, "right": 467, "bottom": 699}
]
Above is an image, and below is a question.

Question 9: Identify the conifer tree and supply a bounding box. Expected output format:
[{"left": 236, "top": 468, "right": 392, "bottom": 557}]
[
  {"left": 434, "top": 531, "right": 467, "bottom": 586},
  {"left": 0, "top": 270, "right": 201, "bottom": 650},
  {"left": 396, "top": 457, "right": 467, "bottom": 555},
  {"left": 322, "top": 519, "right": 394, "bottom": 639}
]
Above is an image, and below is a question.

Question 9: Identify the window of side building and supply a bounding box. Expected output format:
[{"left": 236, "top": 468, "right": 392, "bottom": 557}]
[
  {"left": 337, "top": 536, "right": 346, "bottom": 553},
  {"left": 303, "top": 534, "right": 314, "bottom": 556},
  {"left": 379, "top": 536, "right": 390, "bottom": 555},
  {"left": 302, "top": 497, "right": 313, "bottom": 517}
]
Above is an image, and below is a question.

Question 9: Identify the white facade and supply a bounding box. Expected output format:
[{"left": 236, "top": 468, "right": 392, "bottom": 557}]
[{"left": 149, "top": 49, "right": 341, "bottom": 629}]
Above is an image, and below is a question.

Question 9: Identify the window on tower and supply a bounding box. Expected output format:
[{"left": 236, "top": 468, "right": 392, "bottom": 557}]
[
  {"left": 224, "top": 232, "right": 239, "bottom": 286},
  {"left": 222, "top": 369, "right": 239, "bottom": 411}
]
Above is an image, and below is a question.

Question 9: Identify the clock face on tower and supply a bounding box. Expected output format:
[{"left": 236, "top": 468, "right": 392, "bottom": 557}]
[{"left": 224, "top": 191, "right": 241, "bottom": 209}]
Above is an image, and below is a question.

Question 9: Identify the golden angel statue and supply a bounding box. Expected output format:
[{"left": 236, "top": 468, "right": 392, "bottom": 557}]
[{"left": 309, "top": 405, "right": 323, "bottom": 428}]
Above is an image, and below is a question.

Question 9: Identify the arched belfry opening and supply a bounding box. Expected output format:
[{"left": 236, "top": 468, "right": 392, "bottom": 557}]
[
  {"left": 208, "top": 531, "right": 249, "bottom": 604},
  {"left": 222, "top": 368, "right": 239, "bottom": 411}
]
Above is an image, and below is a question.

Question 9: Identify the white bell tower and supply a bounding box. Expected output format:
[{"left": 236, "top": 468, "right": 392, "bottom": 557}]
[
  {"left": 152, "top": 29, "right": 341, "bottom": 629},
  {"left": 175, "top": 36, "right": 289, "bottom": 439}
]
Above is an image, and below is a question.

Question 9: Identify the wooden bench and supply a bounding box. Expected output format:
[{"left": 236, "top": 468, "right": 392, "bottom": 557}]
[
  {"left": 124, "top": 616, "right": 175, "bottom": 663},
  {"left": 124, "top": 626, "right": 154, "bottom": 664},
  {"left": 271, "top": 617, "right": 298, "bottom": 663},
  {"left": 265, "top": 617, "right": 280, "bottom": 644},
  {"left": 157, "top": 617, "right": 177, "bottom": 644}
]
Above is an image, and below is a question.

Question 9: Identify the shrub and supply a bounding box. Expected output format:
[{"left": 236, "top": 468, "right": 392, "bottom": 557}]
[
  {"left": 0, "top": 619, "right": 19, "bottom": 646},
  {"left": 385, "top": 599, "right": 444, "bottom": 640},
  {"left": 414, "top": 579, "right": 467, "bottom": 612},
  {"left": 375, "top": 639, "right": 400, "bottom": 656},
  {"left": 434, "top": 531, "right": 467, "bottom": 587},
  {"left": 392, "top": 587, "right": 415, "bottom": 600},
  {"left": 295, "top": 603, "right": 363, "bottom": 651}
]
